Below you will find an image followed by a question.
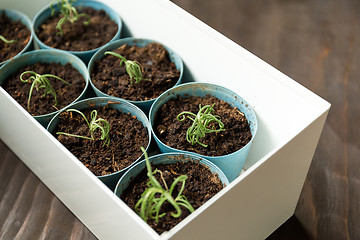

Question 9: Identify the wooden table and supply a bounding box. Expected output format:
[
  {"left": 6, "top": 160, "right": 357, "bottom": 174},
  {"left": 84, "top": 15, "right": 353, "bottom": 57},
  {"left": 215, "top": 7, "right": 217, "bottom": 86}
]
[{"left": 1, "top": 0, "right": 358, "bottom": 239}]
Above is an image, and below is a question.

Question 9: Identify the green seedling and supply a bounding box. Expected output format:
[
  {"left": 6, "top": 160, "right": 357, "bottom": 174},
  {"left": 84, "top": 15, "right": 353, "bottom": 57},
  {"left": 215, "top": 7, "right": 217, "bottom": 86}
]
[
  {"left": 50, "top": 0, "right": 90, "bottom": 35},
  {"left": 0, "top": 35, "right": 16, "bottom": 44},
  {"left": 135, "top": 147, "right": 194, "bottom": 223},
  {"left": 57, "top": 109, "right": 111, "bottom": 147},
  {"left": 20, "top": 71, "right": 70, "bottom": 110},
  {"left": 105, "top": 51, "right": 150, "bottom": 85},
  {"left": 177, "top": 103, "right": 225, "bottom": 147}
]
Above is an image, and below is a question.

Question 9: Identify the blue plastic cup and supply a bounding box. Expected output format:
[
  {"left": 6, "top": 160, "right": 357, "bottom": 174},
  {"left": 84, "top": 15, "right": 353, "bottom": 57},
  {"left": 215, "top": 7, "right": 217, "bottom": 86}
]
[
  {"left": 32, "top": 0, "right": 122, "bottom": 64},
  {"left": 0, "top": 9, "right": 33, "bottom": 66},
  {"left": 0, "top": 49, "right": 89, "bottom": 127},
  {"left": 149, "top": 82, "right": 257, "bottom": 182},
  {"left": 47, "top": 97, "right": 152, "bottom": 190},
  {"left": 88, "top": 37, "right": 184, "bottom": 114}
]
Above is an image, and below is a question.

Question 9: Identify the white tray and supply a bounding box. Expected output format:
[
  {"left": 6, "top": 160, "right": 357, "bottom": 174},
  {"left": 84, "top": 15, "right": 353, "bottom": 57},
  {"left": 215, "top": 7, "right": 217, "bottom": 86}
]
[{"left": 0, "top": 0, "right": 330, "bottom": 239}]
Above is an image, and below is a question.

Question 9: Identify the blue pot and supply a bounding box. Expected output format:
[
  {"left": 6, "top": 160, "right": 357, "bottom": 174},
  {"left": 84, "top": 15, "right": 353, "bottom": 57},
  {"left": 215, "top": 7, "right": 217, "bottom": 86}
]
[
  {"left": 88, "top": 37, "right": 184, "bottom": 114},
  {"left": 114, "top": 152, "right": 229, "bottom": 198},
  {"left": 32, "top": 0, "right": 122, "bottom": 64},
  {"left": 47, "top": 97, "right": 152, "bottom": 190},
  {"left": 149, "top": 82, "right": 257, "bottom": 182},
  {"left": 0, "top": 49, "right": 89, "bottom": 127},
  {"left": 0, "top": 9, "right": 33, "bottom": 66}
]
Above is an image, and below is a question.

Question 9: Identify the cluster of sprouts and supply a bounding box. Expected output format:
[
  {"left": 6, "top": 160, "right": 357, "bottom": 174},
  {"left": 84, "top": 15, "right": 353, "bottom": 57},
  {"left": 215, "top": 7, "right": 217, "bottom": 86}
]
[
  {"left": 177, "top": 103, "right": 225, "bottom": 147},
  {"left": 135, "top": 147, "right": 194, "bottom": 223},
  {"left": 50, "top": 0, "right": 90, "bottom": 35}
]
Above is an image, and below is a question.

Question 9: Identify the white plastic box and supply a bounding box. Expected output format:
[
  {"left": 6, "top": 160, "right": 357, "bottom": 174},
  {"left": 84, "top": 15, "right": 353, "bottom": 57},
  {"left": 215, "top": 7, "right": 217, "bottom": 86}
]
[{"left": 0, "top": 0, "right": 330, "bottom": 239}]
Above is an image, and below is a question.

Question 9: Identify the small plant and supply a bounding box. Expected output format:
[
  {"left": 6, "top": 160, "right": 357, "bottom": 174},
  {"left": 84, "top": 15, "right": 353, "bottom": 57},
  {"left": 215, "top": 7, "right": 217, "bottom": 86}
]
[
  {"left": 135, "top": 147, "right": 194, "bottom": 223},
  {"left": 20, "top": 71, "right": 70, "bottom": 110},
  {"left": 0, "top": 35, "right": 16, "bottom": 44},
  {"left": 57, "top": 109, "right": 111, "bottom": 147},
  {"left": 177, "top": 103, "right": 225, "bottom": 147},
  {"left": 104, "top": 51, "right": 150, "bottom": 85},
  {"left": 50, "top": 0, "right": 90, "bottom": 35}
]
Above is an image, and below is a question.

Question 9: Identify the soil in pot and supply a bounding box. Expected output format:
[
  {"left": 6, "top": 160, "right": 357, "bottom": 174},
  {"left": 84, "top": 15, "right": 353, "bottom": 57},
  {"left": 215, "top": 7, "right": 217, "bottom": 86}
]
[
  {"left": 2, "top": 62, "right": 85, "bottom": 116},
  {"left": 154, "top": 95, "right": 252, "bottom": 156},
  {"left": 54, "top": 107, "right": 149, "bottom": 176},
  {"left": 91, "top": 43, "right": 180, "bottom": 101},
  {"left": 0, "top": 13, "right": 31, "bottom": 63},
  {"left": 121, "top": 156, "right": 225, "bottom": 234},
  {"left": 36, "top": 7, "right": 118, "bottom": 51}
]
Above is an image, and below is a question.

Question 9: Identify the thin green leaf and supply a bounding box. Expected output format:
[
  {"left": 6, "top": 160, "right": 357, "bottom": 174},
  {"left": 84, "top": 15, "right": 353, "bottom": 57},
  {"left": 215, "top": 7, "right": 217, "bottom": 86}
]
[{"left": 0, "top": 35, "right": 16, "bottom": 44}]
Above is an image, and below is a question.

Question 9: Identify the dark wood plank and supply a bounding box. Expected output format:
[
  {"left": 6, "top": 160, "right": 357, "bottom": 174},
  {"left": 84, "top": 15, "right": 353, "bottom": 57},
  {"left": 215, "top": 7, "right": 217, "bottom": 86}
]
[
  {"left": 267, "top": 216, "right": 311, "bottom": 240},
  {"left": 0, "top": 141, "right": 97, "bottom": 240},
  {"left": 172, "top": 0, "right": 360, "bottom": 239}
]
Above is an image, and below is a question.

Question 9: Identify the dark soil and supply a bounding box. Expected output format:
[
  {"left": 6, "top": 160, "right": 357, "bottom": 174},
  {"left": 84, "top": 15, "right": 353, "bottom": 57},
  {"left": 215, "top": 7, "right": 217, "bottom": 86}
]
[
  {"left": 154, "top": 95, "right": 252, "bottom": 156},
  {"left": 54, "top": 107, "right": 149, "bottom": 176},
  {"left": 91, "top": 43, "right": 180, "bottom": 101},
  {"left": 2, "top": 62, "right": 85, "bottom": 116},
  {"left": 0, "top": 13, "right": 31, "bottom": 63},
  {"left": 121, "top": 155, "right": 225, "bottom": 234},
  {"left": 36, "top": 7, "right": 118, "bottom": 51}
]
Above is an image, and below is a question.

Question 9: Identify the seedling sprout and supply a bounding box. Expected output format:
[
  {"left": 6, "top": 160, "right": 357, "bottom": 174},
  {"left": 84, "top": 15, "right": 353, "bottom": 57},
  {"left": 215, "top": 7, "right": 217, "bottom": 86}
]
[
  {"left": 57, "top": 109, "right": 111, "bottom": 147},
  {"left": 105, "top": 51, "right": 150, "bottom": 85},
  {"left": 177, "top": 103, "right": 225, "bottom": 147},
  {"left": 20, "top": 71, "right": 70, "bottom": 110},
  {"left": 50, "top": 0, "right": 90, "bottom": 35},
  {"left": 135, "top": 147, "right": 194, "bottom": 223}
]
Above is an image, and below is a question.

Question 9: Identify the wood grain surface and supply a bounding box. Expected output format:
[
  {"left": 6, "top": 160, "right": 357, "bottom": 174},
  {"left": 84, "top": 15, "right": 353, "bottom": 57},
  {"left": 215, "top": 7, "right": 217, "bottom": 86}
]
[
  {"left": 1, "top": 0, "right": 359, "bottom": 239},
  {"left": 0, "top": 141, "right": 97, "bottom": 240}
]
